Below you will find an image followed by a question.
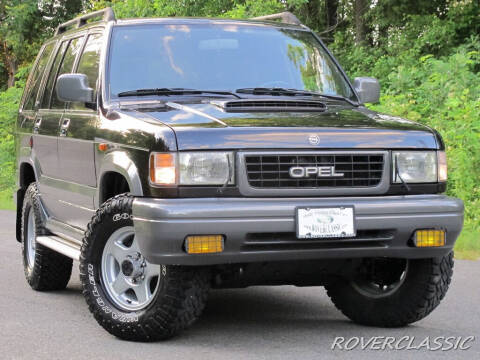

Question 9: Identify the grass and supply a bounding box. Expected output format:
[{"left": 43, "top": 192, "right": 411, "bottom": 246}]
[
  {"left": 0, "top": 188, "right": 15, "bottom": 210},
  {"left": 0, "top": 187, "right": 477, "bottom": 259},
  {"left": 454, "top": 226, "right": 480, "bottom": 260}
]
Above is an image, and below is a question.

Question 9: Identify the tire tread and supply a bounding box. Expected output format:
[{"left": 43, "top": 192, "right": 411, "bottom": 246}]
[
  {"left": 21, "top": 183, "right": 73, "bottom": 291},
  {"left": 79, "top": 194, "right": 210, "bottom": 341},
  {"left": 325, "top": 253, "right": 454, "bottom": 327}
]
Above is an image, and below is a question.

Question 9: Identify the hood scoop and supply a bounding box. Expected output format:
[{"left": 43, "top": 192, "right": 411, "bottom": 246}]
[{"left": 211, "top": 99, "right": 327, "bottom": 112}]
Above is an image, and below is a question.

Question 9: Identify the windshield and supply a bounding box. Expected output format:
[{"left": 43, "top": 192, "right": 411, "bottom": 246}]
[{"left": 107, "top": 23, "right": 354, "bottom": 100}]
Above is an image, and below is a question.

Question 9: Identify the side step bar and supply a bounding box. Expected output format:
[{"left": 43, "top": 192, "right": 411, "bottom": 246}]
[{"left": 36, "top": 235, "right": 81, "bottom": 260}]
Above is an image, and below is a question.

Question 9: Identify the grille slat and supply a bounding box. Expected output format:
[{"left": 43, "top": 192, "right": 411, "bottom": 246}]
[
  {"left": 241, "top": 230, "right": 394, "bottom": 251},
  {"left": 219, "top": 99, "right": 327, "bottom": 112},
  {"left": 245, "top": 153, "right": 384, "bottom": 188}
]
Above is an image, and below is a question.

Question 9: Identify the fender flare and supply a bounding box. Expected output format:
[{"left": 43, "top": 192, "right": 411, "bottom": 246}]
[{"left": 96, "top": 151, "right": 143, "bottom": 207}]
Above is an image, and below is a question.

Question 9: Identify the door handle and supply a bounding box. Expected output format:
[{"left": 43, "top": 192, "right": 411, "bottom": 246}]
[
  {"left": 60, "top": 118, "right": 70, "bottom": 137},
  {"left": 33, "top": 118, "right": 42, "bottom": 134}
]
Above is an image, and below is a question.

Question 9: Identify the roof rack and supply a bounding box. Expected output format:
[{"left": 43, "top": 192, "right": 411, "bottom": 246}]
[
  {"left": 250, "top": 11, "right": 301, "bottom": 26},
  {"left": 55, "top": 7, "right": 115, "bottom": 36}
]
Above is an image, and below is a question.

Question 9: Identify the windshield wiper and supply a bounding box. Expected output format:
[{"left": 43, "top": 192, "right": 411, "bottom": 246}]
[
  {"left": 118, "top": 88, "right": 242, "bottom": 99},
  {"left": 235, "top": 87, "right": 357, "bottom": 106}
]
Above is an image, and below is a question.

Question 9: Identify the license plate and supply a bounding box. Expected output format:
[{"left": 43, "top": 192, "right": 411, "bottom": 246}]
[{"left": 296, "top": 207, "right": 356, "bottom": 239}]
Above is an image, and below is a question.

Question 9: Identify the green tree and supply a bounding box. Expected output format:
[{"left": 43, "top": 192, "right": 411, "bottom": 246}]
[{"left": 0, "top": 0, "right": 85, "bottom": 89}]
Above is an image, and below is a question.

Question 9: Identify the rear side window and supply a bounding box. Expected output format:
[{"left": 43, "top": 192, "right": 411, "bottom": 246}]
[
  {"left": 41, "top": 41, "right": 68, "bottom": 109},
  {"left": 22, "top": 43, "right": 55, "bottom": 110},
  {"left": 70, "top": 33, "right": 103, "bottom": 111},
  {"left": 51, "top": 37, "right": 84, "bottom": 109}
]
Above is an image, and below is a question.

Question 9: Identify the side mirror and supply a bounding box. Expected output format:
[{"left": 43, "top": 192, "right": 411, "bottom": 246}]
[
  {"left": 56, "top": 73, "right": 94, "bottom": 103},
  {"left": 354, "top": 77, "right": 380, "bottom": 104}
]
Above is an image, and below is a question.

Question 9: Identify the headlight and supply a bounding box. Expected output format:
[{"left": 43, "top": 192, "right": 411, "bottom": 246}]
[
  {"left": 392, "top": 151, "right": 437, "bottom": 183},
  {"left": 179, "top": 152, "right": 234, "bottom": 185},
  {"left": 150, "top": 151, "right": 234, "bottom": 186}
]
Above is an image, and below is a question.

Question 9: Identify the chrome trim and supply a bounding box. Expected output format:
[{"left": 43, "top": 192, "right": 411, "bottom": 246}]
[
  {"left": 237, "top": 150, "right": 390, "bottom": 197},
  {"left": 36, "top": 235, "right": 81, "bottom": 260},
  {"left": 45, "top": 217, "right": 84, "bottom": 243},
  {"left": 58, "top": 199, "right": 95, "bottom": 213}
]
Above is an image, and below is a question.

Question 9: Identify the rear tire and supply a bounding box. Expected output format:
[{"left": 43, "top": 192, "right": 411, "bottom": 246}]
[
  {"left": 79, "top": 194, "right": 210, "bottom": 341},
  {"left": 325, "top": 253, "right": 454, "bottom": 327},
  {"left": 21, "top": 183, "right": 73, "bottom": 291}
]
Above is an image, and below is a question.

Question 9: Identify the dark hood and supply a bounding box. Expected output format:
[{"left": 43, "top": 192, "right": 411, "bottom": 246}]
[{"left": 121, "top": 101, "right": 440, "bottom": 150}]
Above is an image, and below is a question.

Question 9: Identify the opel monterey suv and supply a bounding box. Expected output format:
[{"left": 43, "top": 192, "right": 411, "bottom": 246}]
[{"left": 15, "top": 8, "right": 464, "bottom": 341}]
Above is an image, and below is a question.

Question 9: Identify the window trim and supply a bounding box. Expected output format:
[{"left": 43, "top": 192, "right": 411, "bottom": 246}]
[
  {"left": 39, "top": 40, "right": 69, "bottom": 110},
  {"left": 19, "top": 45, "right": 45, "bottom": 112},
  {"left": 20, "top": 41, "right": 56, "bottom": 111},
  {"left": 66, "top": 30, "right": 104, "bottom": 113}
]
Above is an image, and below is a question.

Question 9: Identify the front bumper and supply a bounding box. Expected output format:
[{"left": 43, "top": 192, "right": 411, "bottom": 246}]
[{"left": 132, "top": 195, "right": 464, "bottom": 265}]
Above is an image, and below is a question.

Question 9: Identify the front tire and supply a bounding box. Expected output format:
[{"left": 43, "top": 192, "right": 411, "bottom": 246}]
[
  {"left": 325, "top": 253, "right": 454, "bottom": 327},
  {"left": 21, "top": 183, "right": 73, "bottom": 290},
  {"left": 79, "top": 194, "right": 210, "bottom": 341}
]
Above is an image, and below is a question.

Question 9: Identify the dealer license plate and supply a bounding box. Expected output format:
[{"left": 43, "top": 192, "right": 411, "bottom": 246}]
[{"left": 296, "top": 207, "right": 356, "bottom": 239}]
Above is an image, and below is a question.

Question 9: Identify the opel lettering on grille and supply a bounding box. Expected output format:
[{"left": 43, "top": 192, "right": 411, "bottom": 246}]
[{"left": 289, "top": 166, "right": 344, "bottom": 178}]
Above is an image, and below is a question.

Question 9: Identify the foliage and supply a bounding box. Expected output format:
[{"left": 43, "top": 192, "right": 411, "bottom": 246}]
[
  {"left": 327, "top": 3, "right": 480, "bottom": 245},
  {"left": 0, "top": 0, "right": 86, "bottom": 90},
  {"left": 369, "top": 47, "right": 480, "bottom": 226},
  {"left": 0, "top": 75, "right": 23, "bottom": 194}
]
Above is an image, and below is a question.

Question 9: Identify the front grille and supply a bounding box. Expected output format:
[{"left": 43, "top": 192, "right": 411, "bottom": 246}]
[{"left": 245, "top": 153, "right": 384, "bottom": 188}]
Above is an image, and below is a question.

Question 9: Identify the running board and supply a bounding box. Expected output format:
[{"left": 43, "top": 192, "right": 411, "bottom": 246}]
[{"left": 36, "top": 235, "right": 81, "bottom": 260}]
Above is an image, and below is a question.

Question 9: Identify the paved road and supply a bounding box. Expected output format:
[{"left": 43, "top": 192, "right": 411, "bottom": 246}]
[{"left": 0, "top": 210, "right": 478, "bottom": 359}]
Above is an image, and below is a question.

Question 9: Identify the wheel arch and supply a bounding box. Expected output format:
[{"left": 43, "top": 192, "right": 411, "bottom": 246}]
[{"left": 96, "top": 151, "right": 143, "bottom": 207}]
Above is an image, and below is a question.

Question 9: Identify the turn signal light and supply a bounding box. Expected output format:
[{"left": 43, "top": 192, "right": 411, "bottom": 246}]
[
  {"left": 414, "top": 229, "right": 445, "bottom": 247},
  {"left": 438, "top": 151, "right": 448, "bottom": 182},
  {"left": 150, "top": 153, "right": 176, "bottom": 185},
  {"left": 185, "top": 235, "right": 224, "bottom": 254}
]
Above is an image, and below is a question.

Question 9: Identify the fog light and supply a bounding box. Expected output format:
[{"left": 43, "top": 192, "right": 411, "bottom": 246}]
[
  {"left": 185, "top": 235, "right": 224, "bottom": 254},
  {"left": 414, "top": 229, "right": 445, "bottom": 247}
]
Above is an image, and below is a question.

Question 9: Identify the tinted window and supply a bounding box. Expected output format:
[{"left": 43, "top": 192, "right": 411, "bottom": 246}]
[
  {"left": 23, "top": 43, "right": 55, "bottom": 110},
  {"left": 51, "top": 37, "right": 84, "bottom": 109},
  {"left": 108, "top": 25, "right": 353, "bottom": 99},
  {"left": 41, "top": 41, "right": 68, "bottom": 109},
  {"left": 71, "top": 33, "right": 102, "bottom": 110}
]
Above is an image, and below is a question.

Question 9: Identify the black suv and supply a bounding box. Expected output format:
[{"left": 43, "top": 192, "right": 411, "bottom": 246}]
[{"left": 16, "top": 8, "right": 464, "bottom": 341}]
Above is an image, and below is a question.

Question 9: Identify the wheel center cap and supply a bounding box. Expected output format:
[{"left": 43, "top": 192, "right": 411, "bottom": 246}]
[
  {"left": 121, "top": 255, "right": 144, "bottom": 279},
  {"left": 121, "top": 259, "right": 134, "bottom": 276}
]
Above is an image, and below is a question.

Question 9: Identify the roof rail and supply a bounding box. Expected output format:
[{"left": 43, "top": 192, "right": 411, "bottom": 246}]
[
  {"left": 251, "top": 11, "right": 301, "bottom": 26},
  {"left": 55, "top": 7, "right": 115, "bottom": 36}
]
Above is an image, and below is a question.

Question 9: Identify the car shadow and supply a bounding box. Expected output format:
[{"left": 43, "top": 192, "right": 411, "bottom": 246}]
[
  {"left": 54, "top": 279, "right": 429, "bottom": 351},
  {"left": 58, "top": 275, "right": 425, "bottom": 346}
]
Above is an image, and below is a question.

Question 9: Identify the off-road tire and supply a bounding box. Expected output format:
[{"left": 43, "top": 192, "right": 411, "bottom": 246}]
[
  {"left": 79, "top": 194, "right": 210, "bottom": 341},
  {"left": 21, "top": 183, "right": 73, "bottom": 290},
  {"left": 325, "top": 253, "right": 454, "bottom": 327}
]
